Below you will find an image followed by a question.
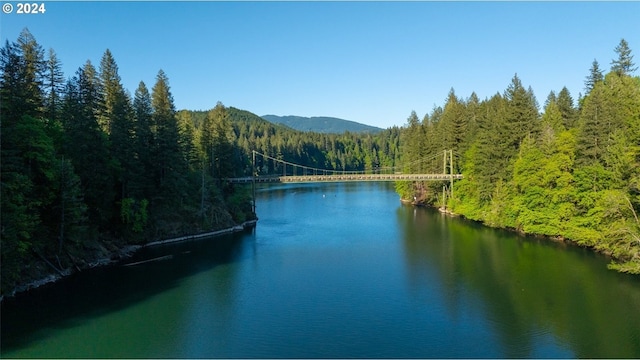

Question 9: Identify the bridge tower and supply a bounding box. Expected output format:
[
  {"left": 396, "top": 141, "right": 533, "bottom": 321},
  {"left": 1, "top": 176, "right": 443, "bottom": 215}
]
[
  {"left": 442, "top": 149, "right": 454, "bottom": 209},
  {"left": 252, "top": 150, "right": 256, "bottom": 214}
]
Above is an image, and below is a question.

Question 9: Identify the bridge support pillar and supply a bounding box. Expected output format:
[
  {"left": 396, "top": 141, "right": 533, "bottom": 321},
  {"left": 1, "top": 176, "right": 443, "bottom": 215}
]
[
  {"left": 449, "top": 149, "right": 454, "bottom": 201},
  {"left": 252, "top": 150, "right": 256, "bottom": 214},
  {"left": 442, "top": 149, "right": 455, "bottom": 208}
]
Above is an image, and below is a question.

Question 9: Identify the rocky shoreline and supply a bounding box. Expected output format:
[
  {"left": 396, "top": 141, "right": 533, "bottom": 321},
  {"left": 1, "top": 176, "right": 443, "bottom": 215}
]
[{"left": 1, "top": 220, "right": 257, "bottom": 301}]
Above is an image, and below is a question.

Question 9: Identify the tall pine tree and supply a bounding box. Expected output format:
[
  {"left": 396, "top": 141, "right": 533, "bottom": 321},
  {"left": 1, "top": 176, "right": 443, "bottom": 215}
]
[
  {"left": 150, "top": 70, "right": 186, "bottom": 205},
  {"left": 585, "top": 59, "right": 604, "bottom": 94},
  {"left": 611, "top": 39, "right": 637, "bottom": 76}
]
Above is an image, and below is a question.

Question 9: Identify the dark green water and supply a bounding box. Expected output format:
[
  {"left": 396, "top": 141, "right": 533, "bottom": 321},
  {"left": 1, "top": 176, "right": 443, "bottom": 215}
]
[{"left": 2, "top": 182, "right": 640, "bottom": 358}]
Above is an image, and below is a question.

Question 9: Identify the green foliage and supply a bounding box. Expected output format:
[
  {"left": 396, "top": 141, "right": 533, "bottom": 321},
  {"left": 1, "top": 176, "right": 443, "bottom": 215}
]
[
  {"left": 504, "top": 74, "right": 540, "bottom": 153},
  {"left": 585, "top": 59, "right": 604, "bottom": 94},
  {"left": 610, "top": 38, "right": 637, "bottom": 76},
  {"left": 395, "top": 181, "right": 413, "bottom": 202},
  {"left": 120, "top": 198, "right": 148, "bottom": 233},
  {"left": 261, "top": 115, "right": 383, "bottom": 134},
  {"left": 224, "top": 185, "right": 256, "bottom": 223},
  {"left": 510, "top": 132, "right": 577, "bottom": 236},
  {"left": 398, "top": 40, "right": 640, "bottom": 274},
  {"left": 0, "top": 30, "right": 257, "bottom": 294},
  {"left": 62, "top": 64, "right": 116, "bottom": 231}
]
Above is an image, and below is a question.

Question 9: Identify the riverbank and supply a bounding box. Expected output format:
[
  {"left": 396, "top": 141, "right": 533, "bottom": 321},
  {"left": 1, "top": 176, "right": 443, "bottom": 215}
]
[
  {"left": 411, "top": 200, "right": 638, "bottom": 275},
  {"left": 1, "top": 220, "right": 258, "bottom": 301},
  {"left": 144, "top": 220, "right": 256, "bottom": 247}
]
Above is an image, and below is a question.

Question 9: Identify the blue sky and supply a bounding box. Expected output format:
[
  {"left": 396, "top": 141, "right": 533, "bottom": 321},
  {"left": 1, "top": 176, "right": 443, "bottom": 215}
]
[{"left": 2, "top": 1, "right": 639, "bottom": 129}]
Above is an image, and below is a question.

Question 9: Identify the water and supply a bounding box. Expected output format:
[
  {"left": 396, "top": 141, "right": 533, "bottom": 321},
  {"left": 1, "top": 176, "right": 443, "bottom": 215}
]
[{"left": 2, "top": 182, "right": 640, "bottom": 358}]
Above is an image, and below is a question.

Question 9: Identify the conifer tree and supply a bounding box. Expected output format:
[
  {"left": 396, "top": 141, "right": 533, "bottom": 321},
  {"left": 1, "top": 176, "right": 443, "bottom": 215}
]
[
  {"left": 48, "top": 156, "right": 87, "bottom": 254},
  {"left": 541, "top": 98, "right": 564, "bottom": 133},
  {"left": 440, "top": 88, "right": 467, "bottom": 154},
  {"left": 61, "top": 64, "right": 115, "bottom": 231},
  {"left": 585, "top": 59, "right": 604, "bottom": 94},
  {"left": 132, "top": 81, "right": 154, "bottom": 198},
  {"left": 0, "top": 31, "right": 66, "bottom": 287},
  {"left": 464, "top": 92, "right": 480, "bottom": 138},
  {"left": 177, "top": 110, "right": 200, "bottom": 172},
  {"left": 208, "top": 102, "right": 235, "bottom": 179},
  {"left": 544, "top": 91, "right": 557, "bottom": 108},
  {"left": 503, "top": 74, "right": 539, "bottom": 154},
  {"left": 16, "top": 28, "right": 45, "bottom": 117},
  {"left": 98, "top": 49, "right": 123, "bottom": 134},
  {"left": 98, "top": 50, "right": 137, "bottom": 202},
  {"left": 576, "top": 82, "right": 607, "bottom": 166},
  {"left": 44, "top": 48, "right": 64, "bottom": 124},
  {"left": 556, "top": 87, "right": 577, "bottom": 129},
  {"left": 401, "top": 110, "right": 424, "bottom": 173},
  {"left": 611, "top": 38, "right": 637, "bottom": 76},
  {"left": 151, "top": 69, "right": 186, "bottom": 203}
]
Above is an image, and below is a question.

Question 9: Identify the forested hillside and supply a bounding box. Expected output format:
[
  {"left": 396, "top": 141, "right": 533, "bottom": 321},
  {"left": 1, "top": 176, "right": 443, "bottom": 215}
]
[
  {"left": 178, "top": 108, "right": 401, "bottom": 176},
  {"left": 261, "top": 115, "right": 383, "bottom": 134},
  {"left": 0, "top": 30, "right": 255, "bottom": 294},
  {"left": 397, "top": 39, "right": 640, "bottom": 274}
]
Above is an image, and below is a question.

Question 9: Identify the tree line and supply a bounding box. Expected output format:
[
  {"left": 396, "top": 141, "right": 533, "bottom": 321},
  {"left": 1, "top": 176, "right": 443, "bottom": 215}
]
[
  {"left": 178, "top": 107, "right": 402, "bottom": 177},
  {"left": 398, "top": 39, "right": 639, "bottom": 274},
  {"left": 0, "top": 29, "right": 255, "bottom": 294}
]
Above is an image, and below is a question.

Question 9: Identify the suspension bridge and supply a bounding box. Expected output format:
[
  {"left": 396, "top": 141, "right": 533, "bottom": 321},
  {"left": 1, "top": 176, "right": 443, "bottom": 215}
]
[
  {"left": 227, "top": 150, "right": 463, "bottom": 213},
  {"left": 226, "top": 150, "right": 463, "bottom": 184}
]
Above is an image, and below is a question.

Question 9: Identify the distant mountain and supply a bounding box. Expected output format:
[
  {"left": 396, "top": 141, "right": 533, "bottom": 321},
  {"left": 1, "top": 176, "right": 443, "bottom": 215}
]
[{"left": 261, "top": 115, "right": 383, "bottom": 134}]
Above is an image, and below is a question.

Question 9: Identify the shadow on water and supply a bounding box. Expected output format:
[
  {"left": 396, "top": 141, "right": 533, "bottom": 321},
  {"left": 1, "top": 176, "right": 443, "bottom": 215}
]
[
  {"left": 398, "top": 204, "right": 640, "bottom": 358},
  {"left": 0, "top": 228, "right": 253, "bottom": 353}
]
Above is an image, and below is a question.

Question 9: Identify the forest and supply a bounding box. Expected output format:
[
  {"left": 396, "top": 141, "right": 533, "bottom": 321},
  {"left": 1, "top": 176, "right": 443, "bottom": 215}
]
[
  {"left": 1, "top": 29, "right": 639, "bottom": 295},
  {"left": 0, "top": 29, "right": 403, "bottom": 294},
  {"left": 0, "top": 30, "right": 261, "bottom": 294},
  {"left": 397, "top": 39, "right": 640, "bottom": 274}
]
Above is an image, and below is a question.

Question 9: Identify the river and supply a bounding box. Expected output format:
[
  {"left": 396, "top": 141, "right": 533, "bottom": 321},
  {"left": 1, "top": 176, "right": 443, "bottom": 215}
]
[{"left": 2, "top": 182, "right": 640, "bottom": 358}]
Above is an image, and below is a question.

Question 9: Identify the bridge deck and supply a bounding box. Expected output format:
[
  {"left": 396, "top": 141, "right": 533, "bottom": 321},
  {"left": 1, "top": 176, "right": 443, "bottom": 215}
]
[{"left": 227, "top": 173, "right": 463, "bottom": 184}]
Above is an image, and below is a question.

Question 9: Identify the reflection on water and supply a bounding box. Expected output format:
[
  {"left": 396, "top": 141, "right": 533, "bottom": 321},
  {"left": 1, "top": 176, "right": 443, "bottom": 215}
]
[
  {"left": 399, "top": 205, "right": 640, "bottom": 358},
  {"left": 2, "top": 183, "right": 640, "bottom": 358}
]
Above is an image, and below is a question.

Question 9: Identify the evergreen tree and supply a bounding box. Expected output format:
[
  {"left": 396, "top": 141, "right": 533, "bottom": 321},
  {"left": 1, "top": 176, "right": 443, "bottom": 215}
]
[
  {"left": 47, "top": 156, "right": 87, "bottom": 254},
  {"left": 203, "top": 102, "right": 235, "bottom": 179},
  {"left": 176, "top": 110, "right": 200, "bottom": 172},
  {"left": 503, "top": 74, "right": 540, "bottom": 154},
  {"left": 61, "top": 65, "right": 115, "bottom": 231},
  {"left": 556, "top": 87, "right": 577, "bottom": 129},
  {"left": 400, "top": 110, "right": 424, "bottom": 173},
  {"left": 132, "top": 81, "right": 154, "bottom": 198},
  {"left": 544, "top": 91, "right": 557, "bottom": 108},
  {"left": 540, "top": 100, "right": 564, "bottom": 154},
  {"left": 611, "top": 38, "right": 637, "bottom": 76},
  {"left": 541, "top": 98, "right": 564, "bottom": 133},
  {"left": 577, "top": 72, "right": 640, "bottom": 167},
  {"left": 585, "top": 59, "right": 604, "bottom": 94},
  {"left": 44, "top": 48, "right": 64, "bottom": 124},
  {"left": 151, "top": 70, "right": 186, "bottom": 204},
  {"left": 98, "top": 49, "right": 122, "bottom": 134},
  {"left": 423, "top": 106, "right": 443, "bottom": 171},
  {"left": 464, "top": 93, "right": 480, "bottom": 140},
  {"left": 440, "top": 88, "right": 467, "bottom": 154},
  {"left": 1, "top": 32, "right": 56, "bottom": 287},
  {"left": 98, "top": 50, "right": 137, "bottom": 203},
  {"left": 16, "top": 28, "right": 45, "bottom": 118},
  {"left": 576, "top": 81, "right": 608, "bottom": 166}
]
